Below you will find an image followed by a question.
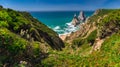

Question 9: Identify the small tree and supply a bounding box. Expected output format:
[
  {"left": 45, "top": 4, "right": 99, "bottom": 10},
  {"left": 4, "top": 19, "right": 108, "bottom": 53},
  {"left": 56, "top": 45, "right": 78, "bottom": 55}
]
[
  {"left": 0, "top": 5, "right": 3, "bottom": 9},
  {"left": 0, "top": 5, "right": 3, "bottom": 10}
]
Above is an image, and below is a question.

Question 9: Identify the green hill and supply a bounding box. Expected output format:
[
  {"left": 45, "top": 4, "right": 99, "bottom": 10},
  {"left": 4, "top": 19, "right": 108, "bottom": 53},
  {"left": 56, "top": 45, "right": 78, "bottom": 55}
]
[{"left": 0, "top": 6, "right": 64, "bottom": 67}]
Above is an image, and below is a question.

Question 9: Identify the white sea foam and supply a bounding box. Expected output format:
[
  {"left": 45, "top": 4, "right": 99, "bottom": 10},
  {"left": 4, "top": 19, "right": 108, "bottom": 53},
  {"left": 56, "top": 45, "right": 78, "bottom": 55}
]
[
  {"left": 52, "top": 22, "right": 79, "bottom": 36},
  {"left": 53, "top": 26, "right": 60, "bottom": 30},
  {"left": 53, "top": 26, "right": 64, "bottom": 33},
  {"left": 59, "top": 22, "right": 79, "bottom": 36}
]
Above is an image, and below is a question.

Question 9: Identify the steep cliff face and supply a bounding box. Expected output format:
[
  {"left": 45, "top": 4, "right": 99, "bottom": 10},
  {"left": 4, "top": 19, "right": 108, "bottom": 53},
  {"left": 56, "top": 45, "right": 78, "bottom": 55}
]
[{"left": 0, "top": 7, "right": 64, "bottom": 66}]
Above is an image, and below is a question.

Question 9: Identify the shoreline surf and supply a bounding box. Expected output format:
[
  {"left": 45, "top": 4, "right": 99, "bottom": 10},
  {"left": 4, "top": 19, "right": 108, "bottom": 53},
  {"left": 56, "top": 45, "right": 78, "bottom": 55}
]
[{"left": 30, "top": 11, "right": 94, "bottom": 36}]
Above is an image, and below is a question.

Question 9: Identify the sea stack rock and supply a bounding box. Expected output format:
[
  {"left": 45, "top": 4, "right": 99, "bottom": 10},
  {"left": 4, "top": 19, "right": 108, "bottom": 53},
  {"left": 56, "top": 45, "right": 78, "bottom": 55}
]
[
  {"left": 71, "top": 14, "right": 79, "bottom": 26},
  {"left": 71, "top": 11, "right": 86, "bottom": 27},
  {"left": 78, "top": 11, "right": 86, "bottom": 22}
]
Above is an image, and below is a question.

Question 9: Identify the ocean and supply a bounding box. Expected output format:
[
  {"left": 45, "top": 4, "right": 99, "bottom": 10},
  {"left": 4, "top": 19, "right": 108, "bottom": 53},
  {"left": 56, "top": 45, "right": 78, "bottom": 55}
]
[{"left": 30, "top": 11, "right": 94, "bottom": 35}]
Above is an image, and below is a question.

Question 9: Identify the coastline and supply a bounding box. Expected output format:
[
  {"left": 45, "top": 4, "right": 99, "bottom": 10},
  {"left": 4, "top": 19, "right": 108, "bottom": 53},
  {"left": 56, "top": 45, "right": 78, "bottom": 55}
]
[
  {"left": 59, "top": 22, "right": 86, "bottom": 41},
  {"left": 30, "top": 11, "right": 94, "bottom": 36}
]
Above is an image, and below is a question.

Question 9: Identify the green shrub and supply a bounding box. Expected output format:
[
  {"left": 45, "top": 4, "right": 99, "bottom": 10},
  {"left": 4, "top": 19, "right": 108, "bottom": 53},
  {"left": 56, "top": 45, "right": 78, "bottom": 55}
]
[
  {"left": 86, "top": 30, "right": 97, "bottom": 45},
  {"left": 0, "top": 5, "right": 3, "bottom": 9},
  {"left": 0, "top": 21, "right": 9, "bottom": 27},
  {"left": 0, "top": 28, "right": 28, "bottom": 54},
  {"left": 72, "top": 38, "right": 86, "bottom": 47}
]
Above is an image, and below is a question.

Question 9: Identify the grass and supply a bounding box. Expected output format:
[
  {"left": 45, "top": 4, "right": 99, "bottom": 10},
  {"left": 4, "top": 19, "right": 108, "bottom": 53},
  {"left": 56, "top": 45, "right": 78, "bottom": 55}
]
[
  {"left": 86, "top": 30, "right": 97, "bottom": 45},
  {"left": 72, "top": 29, "right": 97, "bottom": 47},
  {"left": 42, "top": 32, "right": 120, "bottom": 67},
  {"left": 88, "top": 9, "right": 114, "bottom": 23},
  {"left": 99, "top": 9, "right": 120, "bottom": 27}
]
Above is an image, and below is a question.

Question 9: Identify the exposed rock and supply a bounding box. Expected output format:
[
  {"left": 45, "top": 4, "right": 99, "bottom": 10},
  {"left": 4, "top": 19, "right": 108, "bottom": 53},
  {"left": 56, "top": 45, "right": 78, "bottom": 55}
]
[
  {"left": 71, "top": 11, "right": 86, "bottom": 27},
  {"left": 71, "top": 14, "right": 79, "bottom": 26},
  {"left": 90, "top": 38, "right": 104, "bottom": 53},
  {"left": 78, "top": 11, "right": 86, "bottom": 22},
  {"left": 66, "top": 21, "right": 96, "bottom": 43}
]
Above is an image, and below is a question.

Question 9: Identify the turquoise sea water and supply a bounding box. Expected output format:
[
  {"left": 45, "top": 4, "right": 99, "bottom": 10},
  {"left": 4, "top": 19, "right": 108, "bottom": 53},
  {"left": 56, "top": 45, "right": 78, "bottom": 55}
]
[{"left": 30, "top": 11, "right": 94, "bottom": 35}]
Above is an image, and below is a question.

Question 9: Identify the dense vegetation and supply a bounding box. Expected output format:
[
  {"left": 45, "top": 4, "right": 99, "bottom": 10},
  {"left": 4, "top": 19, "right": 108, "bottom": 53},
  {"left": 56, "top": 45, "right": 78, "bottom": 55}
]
[{"left": 0, "top": 6, "right": 64, "bottom": 66}]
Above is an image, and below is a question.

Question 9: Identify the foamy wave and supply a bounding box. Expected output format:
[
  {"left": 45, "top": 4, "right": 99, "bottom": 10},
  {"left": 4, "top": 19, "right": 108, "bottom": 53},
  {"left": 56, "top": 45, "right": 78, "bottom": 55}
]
[
  {"left": 51, "top": 22, "right": 79, "bottom": 36},
  {"left": 53, "top": 26, "right": 60, "bottom": 30},
  {"left": 58, "top": 22, "right": 79, "bottom": 36},
  {"left": 53, "top": 26, "right": 64, "bottom": 33}
]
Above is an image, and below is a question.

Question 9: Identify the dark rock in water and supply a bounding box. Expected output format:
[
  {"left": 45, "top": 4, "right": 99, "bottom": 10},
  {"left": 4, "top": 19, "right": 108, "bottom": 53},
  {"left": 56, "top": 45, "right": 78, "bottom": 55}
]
[
  {"left": 71, "top": 11, "right": 86, "bottom": 27},
  {"left": 78, "top": 11, "right": 86, "bottom": 22},
  {"left": 71, "top": 14, "right": 79, "bottom": 26}
]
